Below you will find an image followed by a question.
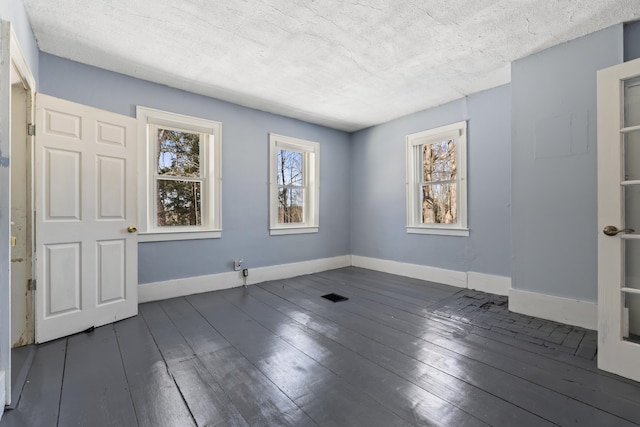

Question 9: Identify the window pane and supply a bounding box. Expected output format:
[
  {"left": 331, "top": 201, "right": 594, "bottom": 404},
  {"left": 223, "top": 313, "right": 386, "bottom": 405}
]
[
  {"left": 277, "top": 150, "right": 303, "bottom": 186},
  {"left": 157, "top": 180, "right": 202, "bottom": 226},
  {"left": 421, "top": 183, "right": 457, "bottom": 224},
  {"left": 624, "top": 292, "right": 640, "bottom": 343},
  {"left": 625, "top": 184, "right": 640, "bottom": 232},
  {"left": 278, "top": 187, "right": 304, "bottom": 223},
  {"left": 625, "top": 76, "right": 640, "bottom": 128},
  {"left": 423, "top": 140, "right": 456, "bottom": 182},
  {"left": 625, "top": 130, "right": 640, "bottom": 181},
  {"left": 157, "top": 128, "right": 200, "bottom": 177}
]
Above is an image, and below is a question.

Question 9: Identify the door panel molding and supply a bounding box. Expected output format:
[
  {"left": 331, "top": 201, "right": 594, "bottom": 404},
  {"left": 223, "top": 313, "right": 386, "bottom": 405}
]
[{"left": 35, "top": 94, "right": 138, "bottom": 343}]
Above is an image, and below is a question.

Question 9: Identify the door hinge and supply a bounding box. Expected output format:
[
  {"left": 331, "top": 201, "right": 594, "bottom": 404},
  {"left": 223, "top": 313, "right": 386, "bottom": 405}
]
[
  {"left": 28, "top": 279, "right": 36, "bottom": 290},
  {"left": 27, "top": 124, "right": 35, "bottom": 136}
]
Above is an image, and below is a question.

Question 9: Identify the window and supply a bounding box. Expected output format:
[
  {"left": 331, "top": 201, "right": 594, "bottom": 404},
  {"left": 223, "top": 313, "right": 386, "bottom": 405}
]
[
  {"left": 406, "top": 121, "right": 468, "bottom": 236},
  {"left": 137, "top": 106, "right": 221, "bottom": 241},
  {"left": 269, "top": 134, "right": 319, "bottom": 235}
]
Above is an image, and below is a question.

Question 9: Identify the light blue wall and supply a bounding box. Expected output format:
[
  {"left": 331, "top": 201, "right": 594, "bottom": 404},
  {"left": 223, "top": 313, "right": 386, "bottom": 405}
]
[
  {"left": 511, "top": 25, "right": 623, "bottom": 302},
  {"left": 15, "top": 13, "right": 638, "bottom": 302},
  {"left": 350, "top": 85, "right": 512, "bottom": 277},
  {"left": 467, "top": 85, "right": 512, "bottom": 276},
  {"left": 0, "top": 0, "right": 38, "bottom": 82},
  {"left": 624, "top": 21, "right": 640, "bottom": 61},
  {"left": 39, "top": 53, "right": 351, "bottom": 284}
]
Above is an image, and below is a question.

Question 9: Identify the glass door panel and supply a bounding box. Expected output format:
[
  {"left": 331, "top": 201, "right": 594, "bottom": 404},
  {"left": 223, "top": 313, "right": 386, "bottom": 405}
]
[
  {"left": 624, "top": 130, "right": 640, "bottom": 180},
  {"left": 625, "top": 239, "right": 640, "bottom": 290},
  {"left": 625, "top": 76, "right": 640, "bottom": 128},
  {"left": 624, "top": 292, "right": 640, "bottom": 343}
]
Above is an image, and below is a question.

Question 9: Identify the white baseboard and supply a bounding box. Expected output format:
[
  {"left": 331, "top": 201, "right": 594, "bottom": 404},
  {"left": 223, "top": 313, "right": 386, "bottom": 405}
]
[
  {"left": 138, "top": 255, "right": 352, "bottom": 303},
  {"left": 351, "top": 255, "right": 467, "bottom": 288},
  {"left": 468, "top": 272, "right": 511, "bottom": 296},
  {"left": 509, "top": 288, "right": 597, "bottom": 330},
  {"left": 138, "top": 253, "right": 600, "bottom": 331}
]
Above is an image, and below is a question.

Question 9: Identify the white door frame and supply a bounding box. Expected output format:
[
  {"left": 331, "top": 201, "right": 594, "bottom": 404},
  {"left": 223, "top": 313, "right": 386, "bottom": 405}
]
[
  {"left": 0, "top": 20, "right": 36, "bottom": 413},
  {"left": 10, "top": 27, "right": 36, "bottom": 349},
  {"left": 597, "top": 56, "right": 640, "bottom": 383}
]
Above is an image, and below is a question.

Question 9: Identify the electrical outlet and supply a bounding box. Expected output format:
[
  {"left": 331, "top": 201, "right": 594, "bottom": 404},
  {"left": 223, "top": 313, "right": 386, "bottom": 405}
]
[{"left": 234, "top": 259, "right": 243, "bottom": 271}]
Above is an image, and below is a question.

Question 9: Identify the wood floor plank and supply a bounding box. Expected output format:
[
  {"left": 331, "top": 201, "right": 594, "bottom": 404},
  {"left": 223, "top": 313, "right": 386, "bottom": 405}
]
[
  {"left": 295, "top": 274, "right": 640, "bottom": 421},
  {"left": 139, "top": 302, "right": 194, "bottom": 361},
  {"left": 241, "top": 284, "right": 552, "bottom": 427},
  {"left": 151, "top": 297, "right": 316, "bottom": 426},
  {"left": 167, "top": 357, "right": 250, "bottom": 427},
  {"left": 319, "top": 268, "right": 459, "bottom": 302},
  {"left": 199, "top": 346, "right": 318, "bottom": 427},
  {"left": 8, "top": 344, "right": 36, "bottom": 410},
  {"left": 323, "top": 267, "right": 460, "bottom": 295},
  {"left": 258, "top": 279, "right": 640, "bottom": 426},
  {"left": 304, "top": 273, "right": 611, "bottom": 380},
  {"left": 114, "top": 316, "right": 195, "bottom": 427},
  {"left": 58, "top": 326, "right": 138, "bottom": 427},
  {"left": 5, "top": 267, "right": 640, "bottom": 427},
  {"left": 139, "top": 302, "right": 249, "bottom": 427},
  {"left": 314, "top": 269, "right": 604, "bottom": 371},
  {"left": 158, "top": 298, "right": 231, "bottom": 356},
  {"left": 307, "top": 270, "right": 640, "bottom": 411},
  {"left": 0, "top": 340, "right": 66, "bottom": 427},
  {"left": 186, "top": 291, "right": 413, "bottom": 427},
  {"left": 220, "top": 286, "right": 507, "bottom": 426},
  {"left": 315, "top": 270, "right": 444, "bottom": 310}
]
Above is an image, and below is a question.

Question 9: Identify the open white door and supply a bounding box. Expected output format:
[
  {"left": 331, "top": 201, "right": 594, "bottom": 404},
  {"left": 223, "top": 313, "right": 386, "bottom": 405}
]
[
  {"left": 597, "top": 57, "right": 640, "bottom": 382},
  {"left": 35, "top": 94, "right": 138, "bottom": 343}
]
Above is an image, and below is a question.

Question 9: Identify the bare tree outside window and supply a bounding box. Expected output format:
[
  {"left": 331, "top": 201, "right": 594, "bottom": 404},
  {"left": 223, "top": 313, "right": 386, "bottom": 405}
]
[
  {"left": 277, "top": 149, "right": 304, "bottom": 223},
  {"left": 406, "top": 122, "right": 466, "bottom": 235},
  {"left": 269, "top": 134, "right": 319, "bottom": 235},
  {"left": 156, "top": 128, "right": 203, "bottom": 226},
  {"left": 421, "top": 139, "right": 457, "bottom": 224}
]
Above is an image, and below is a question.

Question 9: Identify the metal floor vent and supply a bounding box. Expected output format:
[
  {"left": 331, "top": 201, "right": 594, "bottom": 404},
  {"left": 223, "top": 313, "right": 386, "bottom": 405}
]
[{"left": 321, "top": 293, "right": 349, "bottom": 303}]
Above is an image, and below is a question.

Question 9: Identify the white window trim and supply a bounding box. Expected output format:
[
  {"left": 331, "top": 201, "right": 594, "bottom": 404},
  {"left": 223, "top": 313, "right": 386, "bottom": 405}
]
[
  {"left": 137, "top": 106, "right": 222, "bottom": 242},
  {"left": 406, "top": 121, "right": 469, "bottom": 237},
  {"left": 269, "top": 133, "right": 320, "bottom": 235}
]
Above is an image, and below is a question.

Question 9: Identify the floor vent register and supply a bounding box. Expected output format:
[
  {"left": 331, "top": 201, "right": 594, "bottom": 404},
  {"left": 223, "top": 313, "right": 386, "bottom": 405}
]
[{"left": 321, "top": 293, "right": 349, "bottom": 303}]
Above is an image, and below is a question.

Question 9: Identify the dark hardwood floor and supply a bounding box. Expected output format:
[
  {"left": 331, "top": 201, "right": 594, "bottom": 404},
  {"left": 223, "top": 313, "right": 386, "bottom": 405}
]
[{"left": 3, "top": 267, "right": 640, "bottom": 426}]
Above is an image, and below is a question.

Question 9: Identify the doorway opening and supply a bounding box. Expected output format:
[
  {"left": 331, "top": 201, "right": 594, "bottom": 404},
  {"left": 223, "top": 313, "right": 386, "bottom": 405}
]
[{"left": 10, "top": 61, "right": 34, "bottom": 348}]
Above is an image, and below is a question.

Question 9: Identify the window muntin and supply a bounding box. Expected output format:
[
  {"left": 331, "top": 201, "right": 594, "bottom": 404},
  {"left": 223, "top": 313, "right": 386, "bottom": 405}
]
[
  {"left": 406, "top": 121, "right": 468, "bottom": 236},
  {"left": 137, "top": 106, "right": 222, "bottom": 241},
  {"left": 269, "top": 134, "right": 319, "bottom": 235}
]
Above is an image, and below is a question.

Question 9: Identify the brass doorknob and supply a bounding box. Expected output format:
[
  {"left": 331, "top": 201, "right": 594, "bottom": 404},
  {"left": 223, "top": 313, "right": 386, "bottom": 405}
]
[
  {"left": 127, "top": 225, "right": 138, "bottom": 233},
  {"left": 603, "top": 225, "right": 635, "bottom": 236}
]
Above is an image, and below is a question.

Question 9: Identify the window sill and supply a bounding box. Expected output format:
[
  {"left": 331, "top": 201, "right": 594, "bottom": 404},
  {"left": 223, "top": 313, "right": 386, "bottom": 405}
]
[
  {"left": 270, "top": 226, "right": 319, "bottom": 236},
  {"left": 138, "top": 230, "right": 221, "bottom": 242},
  {"left": 407, "top": 226, "right": 469, "bottom": 237}
]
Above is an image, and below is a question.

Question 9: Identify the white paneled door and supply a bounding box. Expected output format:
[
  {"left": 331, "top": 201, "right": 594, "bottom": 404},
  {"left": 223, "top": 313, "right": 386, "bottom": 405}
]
[
  {"left": 597, "top": 58, "right": 640, "bottom": 382},
  {"left": 35, "top": 94, "right": 138, "bottom": 343}
]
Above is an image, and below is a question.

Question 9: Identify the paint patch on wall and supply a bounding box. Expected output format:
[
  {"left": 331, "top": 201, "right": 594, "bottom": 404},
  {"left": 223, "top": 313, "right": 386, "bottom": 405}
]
[
  {"left": 0, "top": 148, "right": 9, "bottom": 167},
  {"left": 534, "top": 111, "right": 588, "bottom": 159},
  {"left": 570, "top": 110, "right": 589, "bottom": 155}
]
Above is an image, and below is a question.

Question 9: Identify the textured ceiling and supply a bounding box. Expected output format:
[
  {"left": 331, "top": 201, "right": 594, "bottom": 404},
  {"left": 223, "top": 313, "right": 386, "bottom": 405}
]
[{"left": 22, "top": 0, "right": 640, "bottom": 132}]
